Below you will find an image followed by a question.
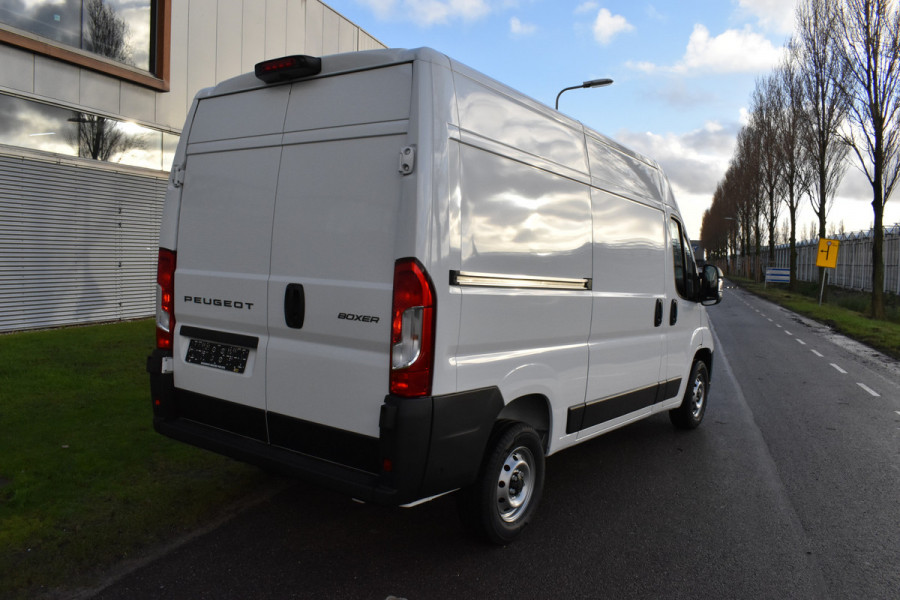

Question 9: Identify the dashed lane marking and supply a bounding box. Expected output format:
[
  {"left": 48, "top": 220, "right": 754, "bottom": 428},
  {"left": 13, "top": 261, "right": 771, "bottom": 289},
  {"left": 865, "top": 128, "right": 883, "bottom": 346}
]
[
  {"left": 811, "top": 349, "right": 824, "bottom": 357},
  {"left": 831, "top": 363, "right": 847, "bottom": 374},
  {"left": 796, "top": 338, "right": 807, "bottom": 345},
  {"left": 857, "top": 383, "right": 880, "bottom": 397}
]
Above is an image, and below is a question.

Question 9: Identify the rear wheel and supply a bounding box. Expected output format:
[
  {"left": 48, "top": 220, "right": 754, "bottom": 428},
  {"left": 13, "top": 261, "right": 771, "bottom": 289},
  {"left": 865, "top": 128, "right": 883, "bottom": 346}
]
[
  {"left": 669, "top": 360, "right": 709, "bottom": 429},
  {"left": 457, "top": 421, "right": 544, "bottom": 545}
]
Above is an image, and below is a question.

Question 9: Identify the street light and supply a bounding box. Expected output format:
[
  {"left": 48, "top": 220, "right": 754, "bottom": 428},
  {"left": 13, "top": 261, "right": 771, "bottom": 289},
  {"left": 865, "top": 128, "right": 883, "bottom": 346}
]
[{"left": 555, "top": 78, "right": 613, "bottom": 110}]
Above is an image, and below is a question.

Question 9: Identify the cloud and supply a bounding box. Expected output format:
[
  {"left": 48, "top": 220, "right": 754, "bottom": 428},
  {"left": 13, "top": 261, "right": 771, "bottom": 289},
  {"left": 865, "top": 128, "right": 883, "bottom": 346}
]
[
  {"left": 510, "top": 16, "right": 537, "bottom": 36},
  {"left": 628, "top": 24, "right": 784, "bottom": 75},
  {"left": 575, "top": 2, "right": 599, "bottom": 15},
  {"left": 737, "top": 0, "right": 798, "bottom": 34},
  {"left": 645, "top": 5, "right": 666, "bottom": 21},
  {"left": 357, "top": 0, "right": 491, "bottom": 26},
  {"left": 592, "top": 8, "right": 634, "bottom": 45}
]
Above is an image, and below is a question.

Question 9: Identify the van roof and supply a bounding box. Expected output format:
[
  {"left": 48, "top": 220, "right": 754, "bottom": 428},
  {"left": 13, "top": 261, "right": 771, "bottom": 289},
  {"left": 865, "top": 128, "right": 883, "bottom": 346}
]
[
  {"left": 199, "top": 47, "right": 450, "bottom": 99},
  {"left": 196, "top": 46, "right": 664, "bottom": 195}
]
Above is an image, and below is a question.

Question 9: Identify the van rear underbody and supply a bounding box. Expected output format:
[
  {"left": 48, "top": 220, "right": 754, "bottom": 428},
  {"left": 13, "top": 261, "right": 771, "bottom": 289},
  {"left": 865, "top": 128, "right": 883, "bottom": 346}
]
[{"left": 150, "top": 348, "right": 502, "bottom": 504}]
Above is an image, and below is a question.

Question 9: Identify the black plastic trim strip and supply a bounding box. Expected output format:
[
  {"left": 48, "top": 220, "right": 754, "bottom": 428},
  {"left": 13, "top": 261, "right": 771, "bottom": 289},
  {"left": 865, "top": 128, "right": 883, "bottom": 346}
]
[
  {"left": 175, "top": 389, "right": 267, "bottom": 442},
  {"left": 180, "top": 325, "right": 259, "bottom": 349},
  {"left": 268, "top": 412, "right": 381, "bottom": 474},
  {"left": 566, "top": 378, "right": 683, "bottom": 435}
]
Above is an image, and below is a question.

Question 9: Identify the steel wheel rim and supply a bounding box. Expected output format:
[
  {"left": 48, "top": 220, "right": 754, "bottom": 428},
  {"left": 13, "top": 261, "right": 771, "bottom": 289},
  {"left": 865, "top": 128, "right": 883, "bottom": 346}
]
[
  {"left": 690, "top": 371, "right": 706, "bottom": 418},
  {"left": 496, "top": 445, "right": 535, "bottom": 523}
]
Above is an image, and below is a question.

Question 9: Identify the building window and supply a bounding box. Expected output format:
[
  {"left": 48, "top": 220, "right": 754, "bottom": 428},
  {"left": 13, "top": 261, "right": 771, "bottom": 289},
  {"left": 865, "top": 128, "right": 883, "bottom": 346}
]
[
  {"left": 0, "top": 93, "right": 178, "bottom": 171},
  {"left": 0, "top": 0, "right": 170, "bottom": 91}
]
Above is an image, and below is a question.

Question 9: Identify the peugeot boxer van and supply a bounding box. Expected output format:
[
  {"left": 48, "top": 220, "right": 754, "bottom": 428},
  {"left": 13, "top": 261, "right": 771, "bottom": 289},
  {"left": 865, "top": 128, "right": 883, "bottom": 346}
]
[{"left": 147, "top": 47, "right": 724, "bottom": 545}]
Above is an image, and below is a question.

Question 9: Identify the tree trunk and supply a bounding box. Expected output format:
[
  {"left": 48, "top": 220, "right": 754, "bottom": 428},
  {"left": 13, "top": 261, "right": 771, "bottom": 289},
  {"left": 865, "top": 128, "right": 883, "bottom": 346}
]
[
  {"left": 789, "top": 207, "right": 798, "bottom": 292},
  {"left": 872, "top": 197, "right": 885, "bottom": 319}
]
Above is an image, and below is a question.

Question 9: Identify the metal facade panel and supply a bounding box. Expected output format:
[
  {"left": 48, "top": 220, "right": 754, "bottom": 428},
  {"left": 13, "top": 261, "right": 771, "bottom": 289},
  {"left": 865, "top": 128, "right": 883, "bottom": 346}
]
[
  {"left": 322, "top": 6, "right": 341, "bottom": 55},
  {"left": 0, "top": 155, "right": 166, "bottom": 332},
  {"left": 216, "top": 0, "right": 245, "bottom": 83},
  {"left": 266, "top": 0, "right": 289, "bottom": 60},
  {"left": 306, "top": 0, "right": 325, "bottom": 56},
  {"left": 0, "top": 44, "right": 34, "bottom": 93}
]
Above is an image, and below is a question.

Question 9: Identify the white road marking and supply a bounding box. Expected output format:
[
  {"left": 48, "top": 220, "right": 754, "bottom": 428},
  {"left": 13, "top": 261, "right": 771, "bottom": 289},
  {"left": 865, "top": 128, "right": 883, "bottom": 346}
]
[
  {"left": 857, "top": 383, "right": 880, "bottom": 397},
  {"left": 811, "top": 349, "right": 824, "bottom": 357},
  {"left": 785, "top": 330, "right": 793, "bottom": 336},
  {"left": 796, "top": 338, "right": 807, "bottom": 345},
  {"left": 830, "top": 363, "right": 847, "bottom": 374}
]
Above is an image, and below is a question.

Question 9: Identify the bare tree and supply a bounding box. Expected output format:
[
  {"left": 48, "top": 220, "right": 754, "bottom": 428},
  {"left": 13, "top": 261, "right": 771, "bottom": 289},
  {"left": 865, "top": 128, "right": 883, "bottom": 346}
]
[
  {"left": 779, "top": 43, "right": 816, "bottom": 290},
  {"left": 700, "top": 183, "right": 735, "bottom": 267},
  {"left": 67, "top": 1, "right": 144, "bottom": 163},
  {"left": 835, "top": 0, "right": 900, "bottom": 319},
  {"left": 750, "top": 73, "right": 786, "bottom": 272},
  {"left": 68, "top": 113, "right": 146, "bottom": 162},
  {"left": 731, "top": 124, "right": 765, "bottom": 280},
  {"left": 86, "top": 0, "right": 133, "bottom": 64},
  {"left": 796, "top": 0, "right": 851, "bottom": 298}
]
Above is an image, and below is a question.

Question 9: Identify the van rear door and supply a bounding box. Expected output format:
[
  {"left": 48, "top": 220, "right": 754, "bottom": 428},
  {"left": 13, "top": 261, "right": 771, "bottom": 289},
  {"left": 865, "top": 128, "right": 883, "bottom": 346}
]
[
  {"left": 264, "top": 64, "right": 413, "bottom": 455},
  {"left": 173, "top": 86, "right": 290, "bottom": 437}
]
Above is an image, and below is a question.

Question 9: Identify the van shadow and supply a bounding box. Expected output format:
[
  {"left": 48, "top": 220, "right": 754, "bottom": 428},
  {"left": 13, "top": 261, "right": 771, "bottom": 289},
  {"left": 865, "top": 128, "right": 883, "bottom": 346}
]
[{"left": 111, "top": 412, "right": 725, "bottom": 599}]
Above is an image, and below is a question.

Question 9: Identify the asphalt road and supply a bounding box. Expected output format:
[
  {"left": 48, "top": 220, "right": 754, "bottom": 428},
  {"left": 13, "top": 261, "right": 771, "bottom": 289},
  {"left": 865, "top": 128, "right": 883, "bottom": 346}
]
[{"left": 89, "top": 285, "right": 900, "bottom": 599}]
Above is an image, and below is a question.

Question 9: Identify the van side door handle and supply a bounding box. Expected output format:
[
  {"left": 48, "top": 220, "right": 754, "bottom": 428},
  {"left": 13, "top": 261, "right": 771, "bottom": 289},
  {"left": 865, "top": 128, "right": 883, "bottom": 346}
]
[
  {"left": 669, "top": 299, "right": 678, "bottom": 326},
  {"left": 654, "top": 299, "right": 663, "bottom": 327},
  {"left": 284, "top": 283, "right": 305, "bottom": 329}
]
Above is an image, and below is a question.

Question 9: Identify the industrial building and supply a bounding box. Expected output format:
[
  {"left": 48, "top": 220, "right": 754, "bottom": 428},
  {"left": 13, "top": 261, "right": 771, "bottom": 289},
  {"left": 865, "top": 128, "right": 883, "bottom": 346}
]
[{"left": 0, "top": 0, "right": 383, "bottom": 332}]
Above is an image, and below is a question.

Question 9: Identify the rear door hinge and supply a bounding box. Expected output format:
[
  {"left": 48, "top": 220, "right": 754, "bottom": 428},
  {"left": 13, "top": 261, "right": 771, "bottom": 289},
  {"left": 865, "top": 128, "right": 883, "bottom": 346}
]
[
  {"left": 171, "top": 164, "right": 185, "bottom": 188},
  {"left": 399, "top": 145, "right": 416, "bottom": 175}
]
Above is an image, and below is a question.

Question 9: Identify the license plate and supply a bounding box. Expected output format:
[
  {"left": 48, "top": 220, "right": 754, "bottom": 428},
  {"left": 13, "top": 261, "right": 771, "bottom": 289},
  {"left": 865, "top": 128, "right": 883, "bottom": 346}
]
[{"left": 185, "top": 339, "right": 250, "bottom": 373}]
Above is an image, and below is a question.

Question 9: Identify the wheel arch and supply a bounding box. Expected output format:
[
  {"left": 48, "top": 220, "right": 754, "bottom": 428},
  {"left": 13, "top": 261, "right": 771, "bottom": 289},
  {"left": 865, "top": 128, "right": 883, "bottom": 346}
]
[
  {"left": 694, "top": 347, "right": 713, "bottom": 382},
  {"left": 496, "top": 394, "right": 552, "bottom": 452}
]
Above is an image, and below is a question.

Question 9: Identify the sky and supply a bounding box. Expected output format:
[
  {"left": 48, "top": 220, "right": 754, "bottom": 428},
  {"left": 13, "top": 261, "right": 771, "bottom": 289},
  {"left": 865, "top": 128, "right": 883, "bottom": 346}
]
[{"left": 323, "top": 0, "right": 900, "bottom": 240}]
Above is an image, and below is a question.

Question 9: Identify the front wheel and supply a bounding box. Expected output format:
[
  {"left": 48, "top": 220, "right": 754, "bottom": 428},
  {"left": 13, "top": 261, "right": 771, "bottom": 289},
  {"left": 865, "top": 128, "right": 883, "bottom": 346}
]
[
  {"left": 669, "top": 360, "right": 709, "bottom": 430},
  {"left": 457, "top": 421, "right": 545, "bottom": 545}
]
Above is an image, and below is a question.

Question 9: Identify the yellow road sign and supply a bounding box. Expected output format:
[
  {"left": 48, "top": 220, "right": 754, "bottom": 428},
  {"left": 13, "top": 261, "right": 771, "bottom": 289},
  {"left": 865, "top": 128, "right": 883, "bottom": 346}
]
[{"left": 816, "top": 238, "right": 840, "bottom": 269}]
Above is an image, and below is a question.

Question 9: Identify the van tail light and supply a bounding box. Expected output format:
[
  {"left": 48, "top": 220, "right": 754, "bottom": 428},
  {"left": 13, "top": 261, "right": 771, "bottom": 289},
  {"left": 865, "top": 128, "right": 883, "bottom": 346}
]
[
  {"left": 156, "top": 249, "right": 176, "bottom": 350},
  {"left": 390, "top": 258, "right": 435, "bottom": 397}
]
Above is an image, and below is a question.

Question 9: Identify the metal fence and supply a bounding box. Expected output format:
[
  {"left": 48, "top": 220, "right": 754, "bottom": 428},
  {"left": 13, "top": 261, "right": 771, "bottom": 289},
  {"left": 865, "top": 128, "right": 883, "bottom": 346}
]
[{"left": 738, "top": 226, "right": 900, "bottom": 294}]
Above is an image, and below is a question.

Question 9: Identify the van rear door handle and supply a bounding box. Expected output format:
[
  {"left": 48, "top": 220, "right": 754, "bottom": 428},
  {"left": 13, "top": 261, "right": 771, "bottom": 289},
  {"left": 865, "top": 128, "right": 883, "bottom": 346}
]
[
  {"left": 654, "top": 299, "right": 663, "bottom": 327},
  {"left": 284, "top": 284, "right": 305, "bottom": 329},
  {"left": 669, "top": 299, "right": 678, "bottom": 326}
]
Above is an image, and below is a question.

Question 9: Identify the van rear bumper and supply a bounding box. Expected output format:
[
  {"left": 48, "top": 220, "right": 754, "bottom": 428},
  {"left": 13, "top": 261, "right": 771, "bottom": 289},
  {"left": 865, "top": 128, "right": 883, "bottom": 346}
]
[{"left": 148, "top": 350, "right": 503, "bottom": 505}]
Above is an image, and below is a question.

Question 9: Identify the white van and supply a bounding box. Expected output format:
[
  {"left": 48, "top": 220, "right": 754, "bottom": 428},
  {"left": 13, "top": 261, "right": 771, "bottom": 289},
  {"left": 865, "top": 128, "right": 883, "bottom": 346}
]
[{"left": 147, "top": 47, "right": 723, "bottom": 545}]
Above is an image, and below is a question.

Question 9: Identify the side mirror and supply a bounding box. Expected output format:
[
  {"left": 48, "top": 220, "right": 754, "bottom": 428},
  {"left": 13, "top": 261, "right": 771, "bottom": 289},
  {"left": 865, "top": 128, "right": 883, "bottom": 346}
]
[{"left": 700, "top": 265, "right": 724, "bottom": 306}]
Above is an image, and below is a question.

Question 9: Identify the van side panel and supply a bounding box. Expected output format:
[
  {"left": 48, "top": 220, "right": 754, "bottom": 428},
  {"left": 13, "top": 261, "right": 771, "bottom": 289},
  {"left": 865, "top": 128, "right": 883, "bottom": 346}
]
[
  {"left": 452, "top": 69, "right": 589, "bottom": 175},
  {"left": 576, "top": 188, "right": 668, "bottom": 440},
  {"left": 453, "top": 141, "right": 593, "bottom": 443}
]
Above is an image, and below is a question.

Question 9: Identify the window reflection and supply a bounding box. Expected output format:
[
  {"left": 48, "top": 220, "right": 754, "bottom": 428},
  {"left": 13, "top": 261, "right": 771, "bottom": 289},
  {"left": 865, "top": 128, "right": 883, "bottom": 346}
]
[
  {"left": 0, "top": 0, "right": 152, "bottom": 71},
  {"left": 0, "top": 93, "right": 176, "bottom": 171}
]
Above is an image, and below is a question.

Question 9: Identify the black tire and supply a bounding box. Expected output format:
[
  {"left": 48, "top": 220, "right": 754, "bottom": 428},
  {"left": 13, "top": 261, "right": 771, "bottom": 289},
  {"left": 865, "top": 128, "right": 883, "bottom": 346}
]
[
  {"left": 669, "top": 360, "right": 709, "bottom": 430},
  {"left": 457, "top": 421, "right": 545, "bottom": 545}
]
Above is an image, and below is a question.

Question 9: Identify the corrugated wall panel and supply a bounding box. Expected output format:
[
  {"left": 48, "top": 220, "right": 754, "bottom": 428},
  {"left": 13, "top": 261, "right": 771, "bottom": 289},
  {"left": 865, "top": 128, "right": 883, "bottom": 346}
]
[{"left": 0, "top": 154, "right": 166, "bottom": 332}]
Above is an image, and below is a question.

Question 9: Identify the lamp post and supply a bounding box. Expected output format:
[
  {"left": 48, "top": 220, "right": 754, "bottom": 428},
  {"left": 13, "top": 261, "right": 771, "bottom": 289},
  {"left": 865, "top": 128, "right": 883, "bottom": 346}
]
[{"left": 555, "top": 78, "right": 613, "bottom": 110}]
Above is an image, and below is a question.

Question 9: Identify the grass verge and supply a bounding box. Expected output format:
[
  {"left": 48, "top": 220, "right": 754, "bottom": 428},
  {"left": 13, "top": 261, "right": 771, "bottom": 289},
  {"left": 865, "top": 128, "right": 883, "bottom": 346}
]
[
  {"left": 0, "top": 320, "right": 269, "bottom": 598},
  {"left": 729, "top": 277, "right": 900, "bottom": 359}
]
